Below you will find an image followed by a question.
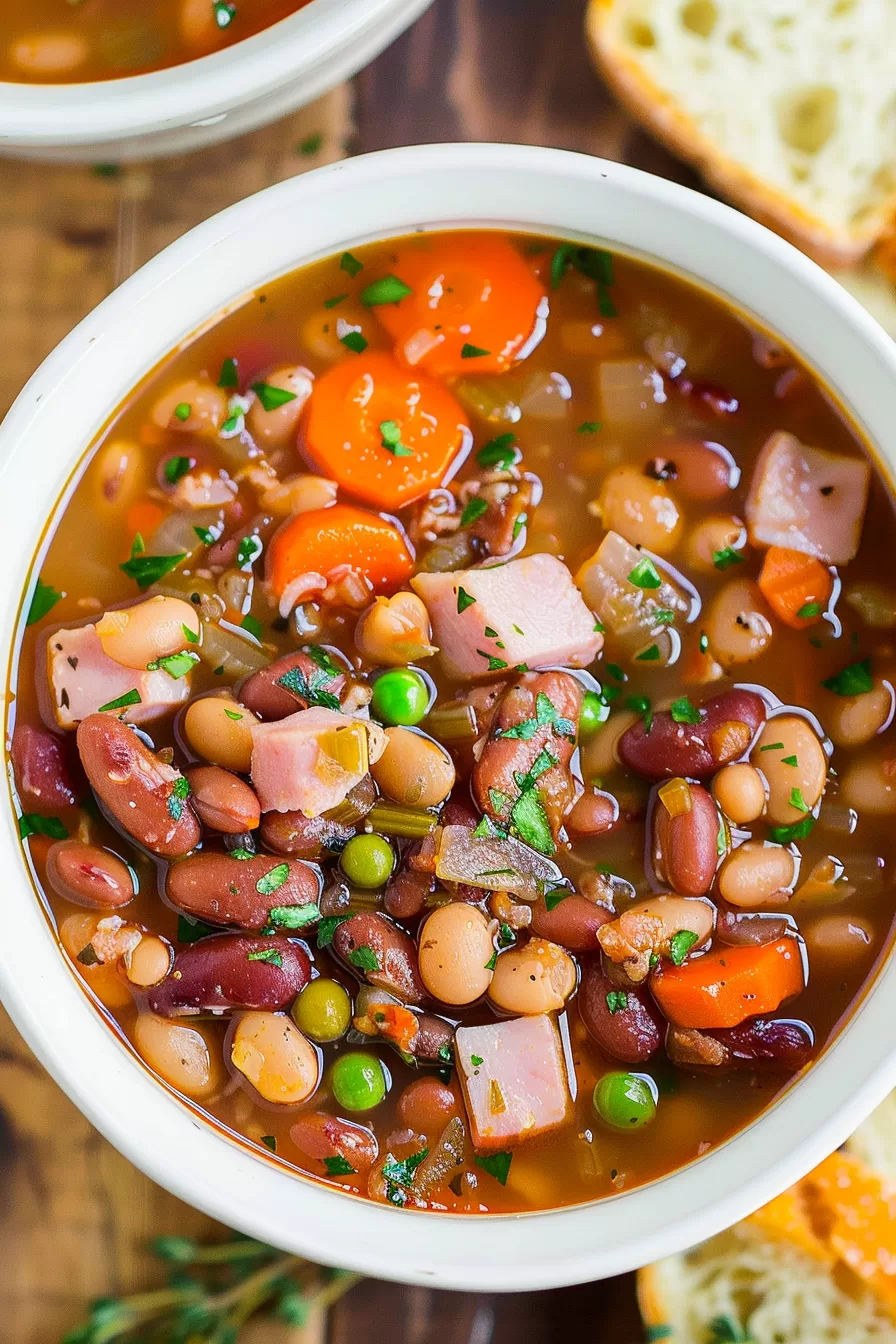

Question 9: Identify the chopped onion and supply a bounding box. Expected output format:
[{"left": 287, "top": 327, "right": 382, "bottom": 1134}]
[
  {"left": 517, "top": 371, "right": 572, "bottom": 420},
  {"left": 793, "top": 856, "right": 854, "bottom": 906},
  {"left": 598, "top": 359, "right": 666, "bottom": 425},
  {"left": 454, "top": 379, "right": 521, "bottom": 425},
  {"left": 658, "top": 778, "right": 692, "bottom": 818},
  {"left": 434, "top": 824, "right": 562, "bottom": 901},
  {"left": 414, "top": 1117, "right": 466, "bottom": 1198},
  {"left": 576, "top": 530, "right": 690, "bottom": 640},
  {"left": 196, "top": 620, "right": 269, "bottom": 678},
  {"left": 844, "top": 581, "right": 896, "bottom": 630},
  {"left": 150, "top": 507, "right": 223, "bottom": 557},
  {"left": 644, "top": 332, "right": 687, "bottom": 379}
]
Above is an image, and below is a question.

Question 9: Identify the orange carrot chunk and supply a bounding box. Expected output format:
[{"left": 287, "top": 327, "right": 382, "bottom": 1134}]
[
  {"left": 303, "top": 352, "right": 470, "bottom": 511},
  {"left": 650, "top": 937, "right": 804, "bottom": 1029},
  {"left": 758, "top": 545, "right": 833, "bottom": 629},
  {"left": 371, "top": 233, "right": 547, "bottom": 376},
  {"left": 267, "top": 504, "right": 413, "bottom": 602}
]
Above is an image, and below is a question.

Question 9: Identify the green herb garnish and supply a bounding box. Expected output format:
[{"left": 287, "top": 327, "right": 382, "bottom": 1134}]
[
  {"left": 379, "top": 419, "right": 413, "bottom": 457},
  {"left": 670, "top": 696, "right": 702, "bottom": 724},
  {"left": 164, "top": 455, "right": 191, "bottom": 484},
  {"left": 768, "top": 816, "right": 816, "bottom": 844},
  {"left": 256, "top": 864, "right": 291, "bottom": 897},
  {"left": 119, "top": 552, "right": 186, "bottom": 590},
  {"left": 474, "top": 1151, "right": 512, "bottom": 1185},
  {"left": 97, "top": 689, "right": 142, "bottom": 713},
  {"left": 26, "top": 577, "right": 63, "bottom": 626},
  {"left": 316, "top": 914, "right": 350, "bottom": 948},
  {"left": 18, "top": 813, "right": 68, "bottom": 841},
  {"left": 577, "top": 422, "right": 601, "bottom": 434},
  {"left": 713, "top": 547, "right": 744, "bottom": 571},
  {"left": 461, "top": 496, "right": 488, "bottom": 527},
  {"left": 251, "top": 382, "right": 297, "bottom": 413},
  {"left": 340, "top": 252, "right": 363, "bottom": 277},
  {"left": 628, "top": 557, "right": 662, "bottom": 589},
  {"left": 822, "top": 658, "right": 873, "bottom": 697},
  {"left": 217, "top": 356, "right": 239, "bottom": 388},
  {"left": 340, "top": 330, "right": 368, "bottom": 354},
  {"left": 456, "top": 587, "right": 476, "bottom": 613},
  {"left": 636, "top": 644, "right": 661, "bottom": 662},
  {"left": 297, "top": 132, "right": 323, "bottom": 156},
  {"left": 240, "top": 614, "right": 263, "bottom": 640},
  {"left": 324, "top": 1155, "right": 356, "bottom": 1176},
  {"left": 669, "top": 929, "right": 699, "bottom": 966},
  {"left": 797, "top": 601, "right": 822, "bottom": 619},
  {"left": 361, "top": 275, "right": 413, "bottom": 306},
  {"left": 247, "top": 948, "right": 283, "bottom": 966},
  {"left": 476, "top": 432, "right": 517, "bottom": 469},
  {"left": 347, "top": 945, "right": 380, "bottom": 973},
  {"left": 460, "top": 343, "right": 490, "bottom": 359},
  {"left": 606, "top": 991, "right": 628, "bottom": 1014}
]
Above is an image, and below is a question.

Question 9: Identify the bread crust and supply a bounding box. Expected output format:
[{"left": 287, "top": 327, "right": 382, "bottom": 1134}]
[
  {"left": 636, "top": 1259, "right": 682, "bottom": 1340},
  {"left": 585, "top": 0, "right": 896, "bottom": 267}
]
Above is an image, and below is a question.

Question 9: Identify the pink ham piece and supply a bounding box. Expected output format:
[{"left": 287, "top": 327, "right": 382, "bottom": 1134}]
[
  {"left": 456, "top": 1014, "right": 573, "bottom": 1151},
  {"left": 745, "top": 431, "right": 870, "bottom": 565},
  {"left": 48, "top": 624, "right": 191, "bottom": 730},
  {"left": 250, "top": 706, "right": 385, "bottom": 817},
  {"left": 411, "top": 554, "right": 602, "bottom": 681}
]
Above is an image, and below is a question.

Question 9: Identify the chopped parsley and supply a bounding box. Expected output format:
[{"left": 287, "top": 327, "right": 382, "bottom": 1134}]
[
  {"left": 323, "top": 293, "right": 347, "bottom": 310},
  {"left": 768, "top": 815, "right": 815, "bottom": 844},
  {"left": 247, "top": 948, "right": 283, "bottom": 967},
  {"left": 488, "top": 788, "right": 513, "bottom": 814},
  {"left": 177, "top": 914, "right": 216, "bottom": 944},
  {"left": 297, "top": 131, "right": 323, "bottom": 156},
  {"left": 460, "top": 343, "right": 491, "bottom": 359},
  {"left": 182, "top": 623, "right": 199, "bottom": 644},
  {"left": 627, "top": 557, "right": 662, "bottom": 589},
  {"left": 240, "top": 613, "right": 263, "bottom": 640},
  {"left": 261, "top": 1135, "right": 277, "bottom": 1153},
  {"left": 510, "top": 787, "right": 555, "bottom": 856},
  {"left": 470, "top": 1054, "right": 484, "bottom": 1067},
  {"left": 625, "top": 694, "right": 652, "bottom": 730},
  {"left": 456, "top": 587, "right": 476, "bottom": 613},
  {"left": 250, "top": 382, "right": 297, "bottom": 413},
  {"left": 476, "top": 432, "right": 517, "bottom": 469},
  {"left": 26, "top": 577, "right": 63, "bottom": 626},
  {"left": 361, "top": 275, "right": 413, "bottom": 306},
  {"left": 18, "top": 813, "right": 68, "bottom": 841},
  {"left": 699, "top": 631, "right": 709, "bottom": 654},
  {"left": 379, "top": 419, "right": 413, "bottom": 457},
  {"left": 151, "top": 651, "right": 198, "bottom": 679},
  {"left": 484, "top": 950, "right": 498, "bottom": 971},
  {"left": 167, "top": 775, "right": 191, "bottom": 822},
  {"left": 606, "top": 663, "right": 626, "bottom": 683},
  {"left": 347, "top": 945, "right": 380, "bottom": 973},
  {"left": 163, "top": 455, "right": 191, "bottom": 485},
  {"left": 822, "top": 658, "right": 873, "bottom": 697},
  {"left": 636, "top": 643, "right": 661, "bottom": 662},
  {"left": 119, "top": 552, "right": 186, "bottom": 590},
  {"left": 224, "top": 709, "right": 243, "bottom": 721},
  {"left": 237, "top": 535, "right": 263, "bottom": 566},
  {"left": 316, "top": 914, "right": 349, "bottom": 948},
  {"left": 577, "top": 421, "right": 601, "bottom": 434},
  {"left": 255, "top": 864, "right": 290, "bottom": 896},
  {"left": 229, "top": 848, "right": 254, "bottom": 860},
  {"left": 97, "top": 689, "right": 141, "bottom": 713},
  {"left": 544, "top": 886, "right": 569, "bottom": 912},
  {"left": 340, "top": 330, "right": 368, "bottom": 354},
  {"left": 478, "top": 650, "right": 508, "bottom": 672},
  {"left": 669, "top": 929, "right": 699, "bottom": 966},
  {"left": 213, "top": 1, "right": 236, "bottom": 27},
  {"left": 781, "top": 754, "right": 798, "bottom": 767},
  {"left": 606, "top": 991, "right": 628, "bottom": 1014},
  {"left": 474, "top": 1151, "right": 512, "bottom": 1185},
  {"left": 340, "top": 251, "right": 363, "bottom": 277},
  {"left": 217, "top": 357, "right": 239, "bottom": 388},
  {"left": 653, "top": 609, "right": 676, "bottom": 625},
  {"left": 324, "top": 1155, "right": 356, "bottom": 1176},
  {"left": 498, "top": 691, "right": 575, "bottom": 742},
  {"left": 760, "top": 741, "right": 784, "bottom": 752},
  {"left": 797, "top": 601, "right": 822, "bottom": 619},
  {"left": 461, "top": 496, "right": 488, "bottom": 527},
  {"left": 382, "top": 1148, "right": 428, "bottom": 1189},
  {"left": 549, "top": 243, "right": 616, "bottom": 315},
  {"left": 712, "top": 547, "right": 744, "bottom": 571},
  {"left": 789, "top": 788, "right": 809, "bottom": 813},
  {"left": 670, "top": 696, "right": 702, "bottom": 724},
  {"left": 194, "top": 526, "right": 215, "bottom": 545},
  {"left": 707, "top": 1315, "right": 753, "bottom": 1343}
]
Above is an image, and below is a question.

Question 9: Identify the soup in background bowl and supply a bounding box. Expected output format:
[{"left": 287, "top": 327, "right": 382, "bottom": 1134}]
[{"left": 3, "top": 146, "right": 896, "bottom": 1287}]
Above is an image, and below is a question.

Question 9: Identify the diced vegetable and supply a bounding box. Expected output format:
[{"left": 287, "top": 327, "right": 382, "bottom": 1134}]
[
  {"left": 758, "top": 546, "right": 833, "bottom": 628},
  {"left": 267, "top": 505, "right": 414, "bottom": 609},
  {"left": 434, "top": 823, "right": 563, "bottom": 900},
  {"left": 575, "top": 531, "right": 689, "bottom": 643},
  {"left": 651, "top": 937, "right": 805, "bottom": 1029}
]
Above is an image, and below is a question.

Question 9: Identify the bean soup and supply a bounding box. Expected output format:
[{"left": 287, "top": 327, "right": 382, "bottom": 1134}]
[{"left": 10, "top": 229, "right": 896, "bottom": 1214}]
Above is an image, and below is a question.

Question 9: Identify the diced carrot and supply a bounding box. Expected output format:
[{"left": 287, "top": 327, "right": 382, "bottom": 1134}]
[
  {"left": 267, "top": 504, "right": 413, "bottom": 601},
  {"left": 303, "top": 352, "right": 470, "bottom": 511},
  {"left": 371, "top": 233, "right": 547, "bottom": 376},
  {"left": 650, "top": 937, "right": 804, "bottom": 1029},
  {"left": 126, "top": 500, "right": 166, "bottom": 540},
  {"left": 375, "top": 1004, "right": 419, "bottom": 1053},
  {"left": 757, "top": 545, "right": 833, "bottom": 629}
]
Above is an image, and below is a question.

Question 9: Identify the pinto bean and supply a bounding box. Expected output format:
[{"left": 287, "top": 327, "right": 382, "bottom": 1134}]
[
  {"left": 47, "top": 839, "right": 135, "bottom": 909},
  {"left": 166, "top": 853, "right": 321, "bottom": 930},
  {"left": 259, "top": 808, "right": 354, "bottom": 859},
  {"left": 529, "top": 890, "right": 613, "bottom": 951},
  {"left": 578, "top": 959, "right": 663, "bottom": 1063},
  {"left": 239, "top": 650, "right": 347, "bottom": 721},
  {"left": 566, "top": 789, "right": 619, "bottom": 836},
  {"left": 618, "top": 688, "right": 766, "bottom": 781},
  {"left": 597, "top": 894, "right": 715, "bottom": 983},
  {"left": 229, "top": 1011, "right": 320, "bottom": 1106},
  {"left": 133, "top": 1013, "right": 222, "bottom": 1098},
  {"left": 750, "top": 715, "right": 827, "bottom": 824},
  {"left": 12, "top": 722, "right": 84, "bottom": 811},
  {"left": 184, "top": 766, "right": 260, "bottom": 833},
  {"left": 649, "top": 780, "right": 720, "bottom": 897},
  {"left": 473, "top": 671, "right": 583, "bottom": 837},
  {"left": 148, "top": 934, "right": 311, "bottom": 1016},
  {"left": 76, "top": 714, "right": 200, "bottom": 858},
  {"left": 488, "top": 940, "right": 576, "bottom": 1014},
  {"left": 332, "top": 911, "right": 426, "bottom": 1005}
]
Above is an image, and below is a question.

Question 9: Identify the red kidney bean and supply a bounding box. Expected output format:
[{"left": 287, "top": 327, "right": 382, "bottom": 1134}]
[
  {"left": 397, "top": 1077, "right": 461, "bottom": 1136},
  {"left": 149, "top": 934, "right": 311, "bottom": 1015},
  {"left": 166, "top": 853, "right": 321, "bottom": 930},
  {"left": 47, "top": 839, "right": 135, "bottom": 909},
  {"left": 12, "top": 722, "right": 84, "bottom": 811},
  {"left": 618, "top": 689, "right": 766, "bottom": 781},
  {"left": 76, "top": 715, "right": 200, "bottom": 858},
  {"left": 668, "top": 1018, "right": 813, "bottom": 1071},
  {"left": 529, "top": 891, "right": 613, "bottom": 951},
  {"left": 184, "top": 766, "right": 260, "bottom": 834},
  {"left": 649, "top": 781, "right": 720, "bottom": 897},
  {"left": 384, "top": 863, "right": 434, "bottom": 919},
  {"left": 289, "top": 1112, "right": 378, "bottom": 1174},
  {"left": 577, "top": 958, "right": 664, "bottom": 1063},
  {"left": 332, "top": 911, "right": 426, "bottom": 1005},
  {"left": 238, "top": 650, "right": 346, "bottom": 721},
  {"left": 566, "top": 789, "right": 619, "bottom": 836},
  {"left": 259, "top": 809, "right": 354, "bottom": 859},
  {"left": 716, "top": 908, "right": 797, "bottom": 947}
]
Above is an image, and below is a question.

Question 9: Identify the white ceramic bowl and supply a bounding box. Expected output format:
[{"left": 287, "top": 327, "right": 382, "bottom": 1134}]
[
  {"left": 0, "top": 0, "right": 432, "bottom": 161},
  {"left": 3, "top": 143, "right": 896, "bottom": 1291}
]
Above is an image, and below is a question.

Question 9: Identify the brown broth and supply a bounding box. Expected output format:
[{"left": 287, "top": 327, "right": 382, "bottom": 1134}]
[
  {"left": 1, "top": 0, "right": 310, "bottom": 83},
  {"left": 9, "top": 230, "right": 896, "bottom": 1215}
]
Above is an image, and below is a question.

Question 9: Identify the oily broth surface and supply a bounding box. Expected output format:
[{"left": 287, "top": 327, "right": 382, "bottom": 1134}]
[
  {"left": 0, "top": 0, "right": 310, "bottom": 83},
  {"left": 11, "top": 231, "right": 896, "bottom": 1214}
]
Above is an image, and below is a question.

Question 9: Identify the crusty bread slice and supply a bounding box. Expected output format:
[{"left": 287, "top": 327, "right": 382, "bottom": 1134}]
[
  {"left": 638, "top": 1152, "right": 896, "bottom": 1341},
  {"left": 847, "top": 1091, "right": 896, "bottom": 1180},
  {"left": 586, "top": 0, "right": 896, "bottom": 265}
]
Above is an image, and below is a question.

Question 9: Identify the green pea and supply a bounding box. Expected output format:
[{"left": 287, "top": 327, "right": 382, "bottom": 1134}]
[
  {"left": 371, "top": 668, "right": 429, "bottom": 726},
  {"left": 593, "top": 1071, "right": 657, "bottom": 1130},
  {"left": 340, "top": 833, "right": 395, "bottom": 888},
  {"left": 331, "top": 1051, "right": 388, "bottom": 1112},
  {"left": 292, "top": 978, "right": 352, "bottom": 1043},
  {"left": 579, "top": 690, "right": 610, "bottom": 738}
]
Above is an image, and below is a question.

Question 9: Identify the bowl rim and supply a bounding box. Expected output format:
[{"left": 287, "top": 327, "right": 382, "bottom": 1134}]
[
  {"left": 3, "top": 142, "right": 896, "bottom": 1291},
  {"left": 0, "top": 0, "right": 419, "bottom": 138}
]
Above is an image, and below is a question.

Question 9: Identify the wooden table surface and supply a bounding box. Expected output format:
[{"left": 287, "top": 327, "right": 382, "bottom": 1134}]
[{"left": 0, "top": 2, "right": 695, "bottom": 1339}]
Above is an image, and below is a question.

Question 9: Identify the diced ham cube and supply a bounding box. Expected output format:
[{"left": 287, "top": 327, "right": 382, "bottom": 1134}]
[
  {"left": 48, "top": 624, "right": 191, "bottom": 729},
  {"left": 250, "top": 707, "right": 385, "bottom": 817},
  {"left": 745, "top": 431, "right": 870, "bottom": 565},
  {"left": 456, "top": 1014, "right": 573, "bottom": 1151},
  {"left": 411, "top": 554, "right": 602, "bottom": 681}
]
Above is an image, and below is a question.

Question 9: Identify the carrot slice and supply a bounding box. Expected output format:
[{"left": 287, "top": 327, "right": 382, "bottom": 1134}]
[
  {"left": 371, "top": 233, "right": 547, "bottom": 376},
  {"left": 758, "top": 545, "right": 833, "bottom": 629},
  {"left": 650, "top": 937, "right": 804, "bottom": 1029},
  {"left": 126, "top": 500, "right": 166, "bottom": 540},
  {"left": 303, "top": 352, "right": 470, "bottom": 511},
  {"left": 267, "top": 504, "right": 413, "bottom": 601}
]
